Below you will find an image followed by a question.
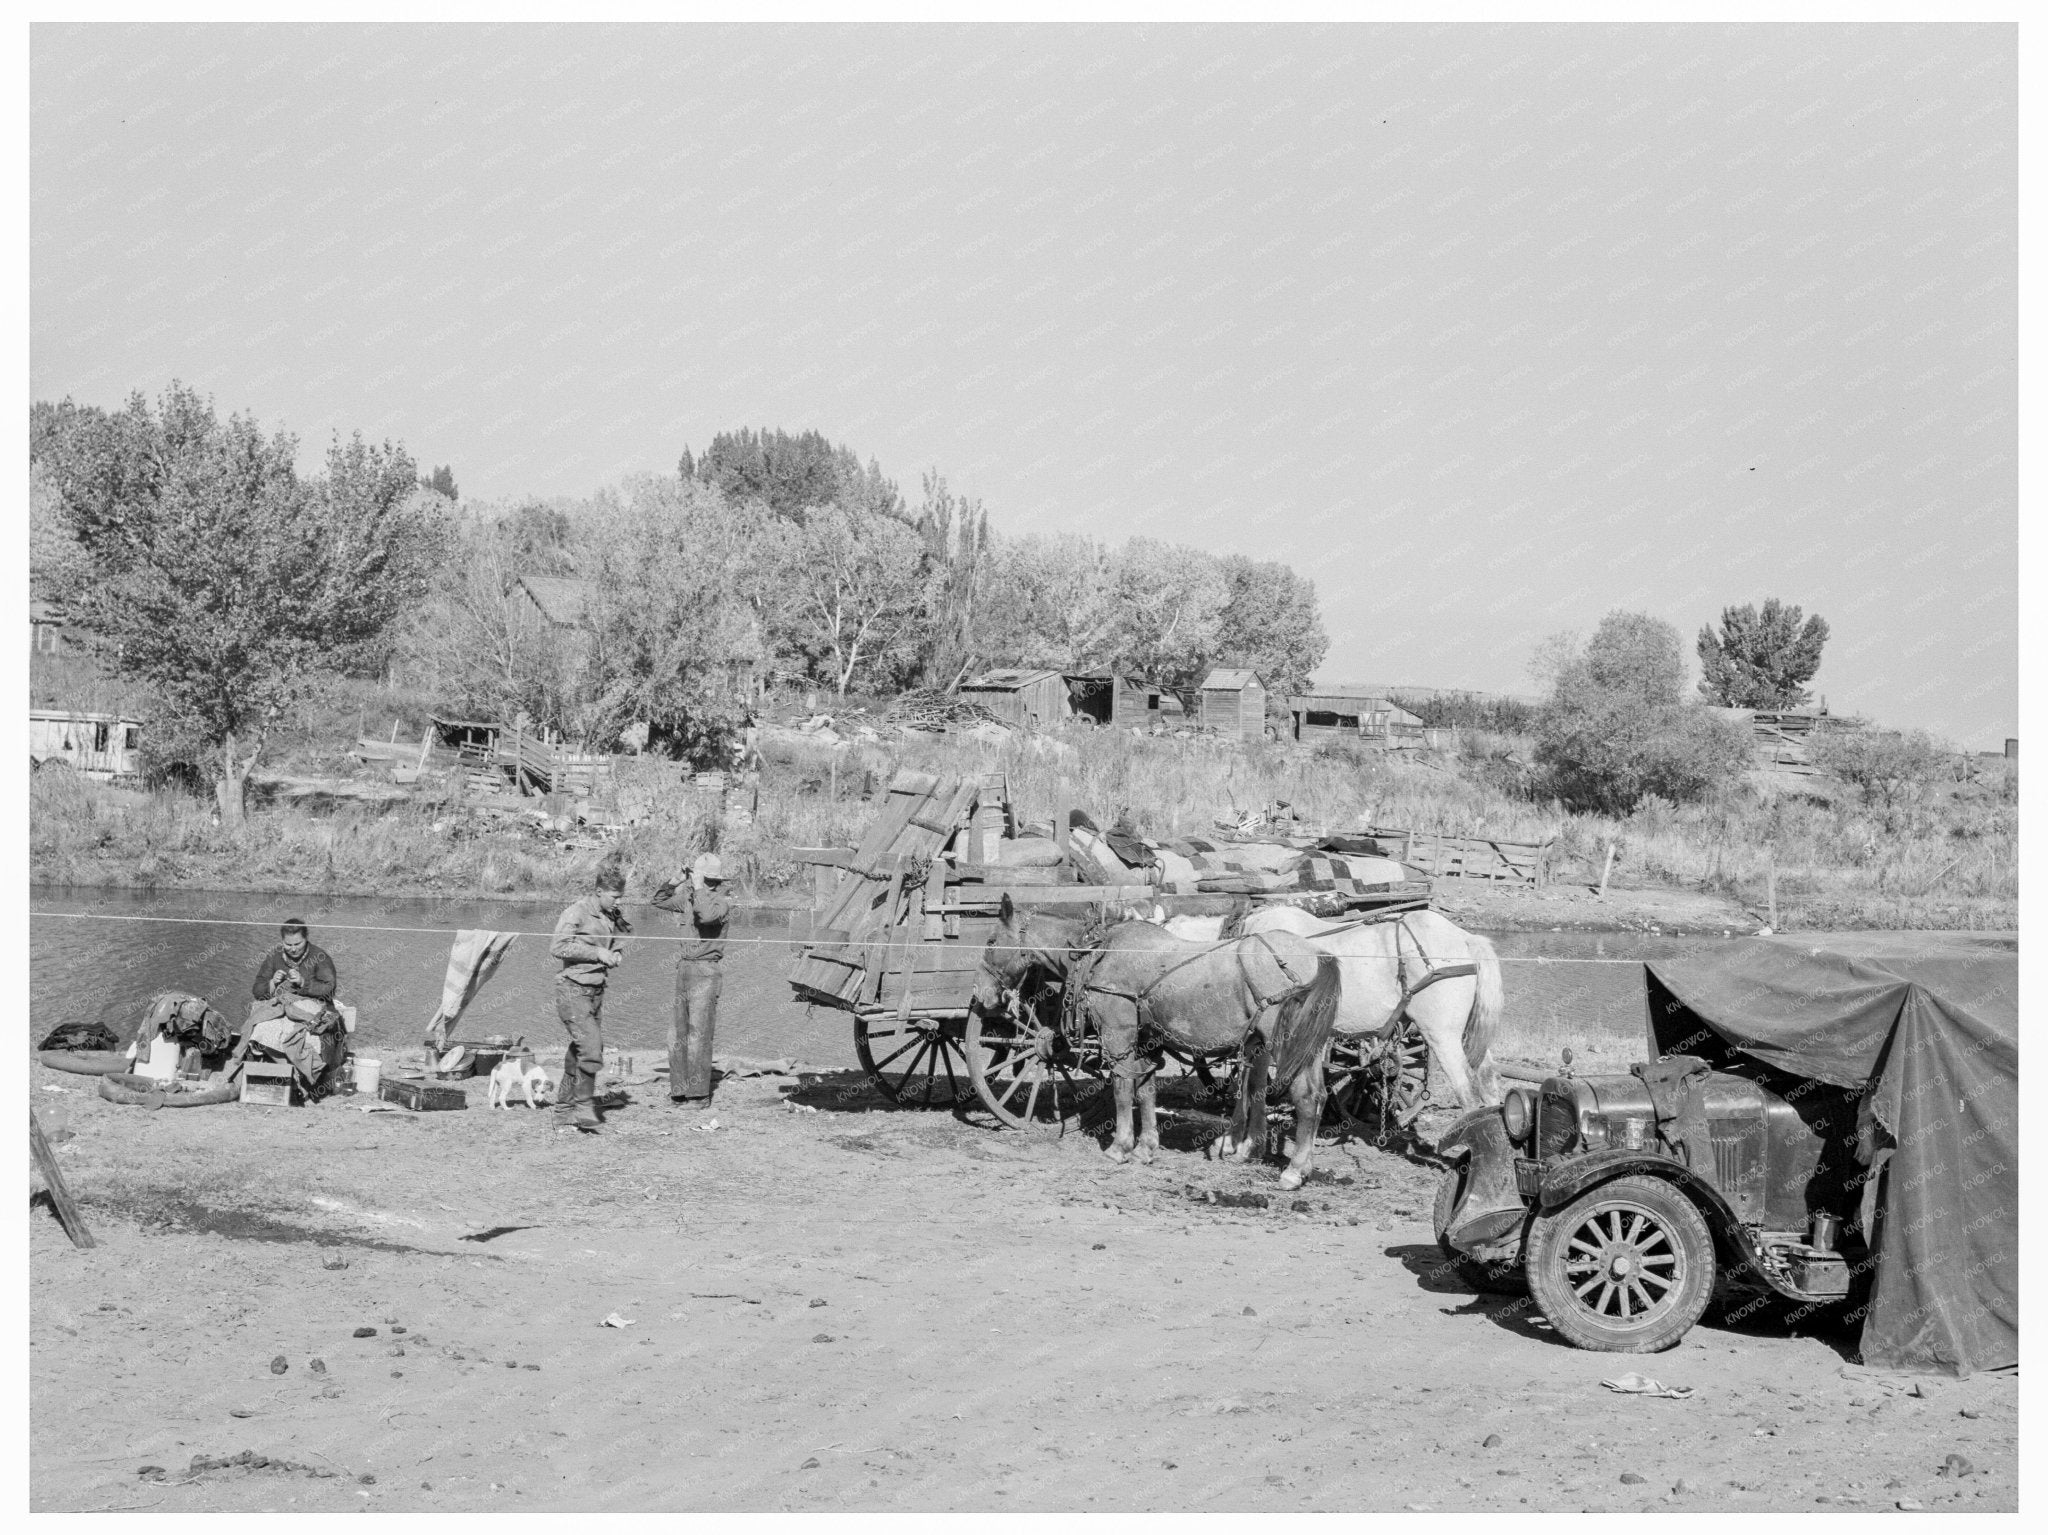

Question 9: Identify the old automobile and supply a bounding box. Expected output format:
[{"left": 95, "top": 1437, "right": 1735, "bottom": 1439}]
[{"left": 1432, "top": 933, "right": 2016, "bottom": 1371}]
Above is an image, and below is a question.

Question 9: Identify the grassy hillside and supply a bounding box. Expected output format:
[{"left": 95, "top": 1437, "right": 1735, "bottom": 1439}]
[{"left": 29, "top": 706, "right": 2017, "bottom": 932}]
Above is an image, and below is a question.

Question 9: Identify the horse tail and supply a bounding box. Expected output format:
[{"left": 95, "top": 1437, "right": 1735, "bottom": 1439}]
[
  {"left": 1268, "top": 953, "right": 1343, "bottom": 1088},
  {"left": 1230, "top": 1032, "right": 1272, "bottom": 1153},
  {"left": 1464, "top": 933, "right": 1504, "bottom": 1076}
]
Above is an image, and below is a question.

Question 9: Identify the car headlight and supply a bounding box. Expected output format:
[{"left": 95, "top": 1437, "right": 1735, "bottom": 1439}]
[{"left": 1502, "top": 1087, "right": 1533, "bottom": 1143}]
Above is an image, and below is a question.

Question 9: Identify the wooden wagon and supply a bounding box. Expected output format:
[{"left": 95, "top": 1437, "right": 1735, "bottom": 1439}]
[{"left": 788, "top": 769, "right": 1440, "bottom": 1139}]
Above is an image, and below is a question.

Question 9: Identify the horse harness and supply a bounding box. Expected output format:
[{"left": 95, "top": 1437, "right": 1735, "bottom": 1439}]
[{"left": 1058, "top": 930, "right": 1319, "bottom": 1050}]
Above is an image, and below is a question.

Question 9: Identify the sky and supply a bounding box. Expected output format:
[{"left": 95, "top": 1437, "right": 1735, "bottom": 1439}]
[{"left": 29, "top": 23, "right": 2017, "bottom": 746}]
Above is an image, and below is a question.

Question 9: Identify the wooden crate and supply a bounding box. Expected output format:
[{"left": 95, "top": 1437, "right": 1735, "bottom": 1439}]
[{"left": 239, "top": 1061, "right": 297, "bottom": 1107}]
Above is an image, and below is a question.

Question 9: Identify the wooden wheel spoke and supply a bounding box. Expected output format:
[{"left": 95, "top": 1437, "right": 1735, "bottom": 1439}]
[{"left": 868, "top": 1033, "right": 926, "bottom": 1073}]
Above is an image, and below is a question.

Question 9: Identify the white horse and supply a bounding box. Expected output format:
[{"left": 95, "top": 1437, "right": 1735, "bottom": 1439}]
[{"left": 1162, "top": 904, "right": 1505, "bottom": 1110}]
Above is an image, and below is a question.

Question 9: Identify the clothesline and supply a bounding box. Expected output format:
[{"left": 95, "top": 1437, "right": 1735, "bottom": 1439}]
[{"left": 28, "top": 907, "right": 1662, "bottom": 961}]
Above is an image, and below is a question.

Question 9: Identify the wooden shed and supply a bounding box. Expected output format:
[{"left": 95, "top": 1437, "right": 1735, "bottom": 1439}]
[
  {"left": 30, "top": 709, "right": 143, "bottom": 779},
  {"left": 1286, "top": 686, "right": 1425, "bottom": 746},
  {"left": 1199, "top": 668, "right": 1268, "bottom": 739},
  {"left": 1064, "top": 669, "right": 1173, "bottom": 729},
  {"left": 958, "top": 669, "right": 1070, "bottom": 728}
]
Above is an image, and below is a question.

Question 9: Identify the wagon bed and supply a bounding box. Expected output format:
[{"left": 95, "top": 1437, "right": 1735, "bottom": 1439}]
[{"left": 788, "top": 768, "right": 1436, "bottom": 1132}]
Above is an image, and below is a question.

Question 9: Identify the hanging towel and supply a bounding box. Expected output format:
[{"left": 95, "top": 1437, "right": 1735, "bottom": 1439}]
[{"left": 425, "top": 930, "right": 518, "bottom": 1049}]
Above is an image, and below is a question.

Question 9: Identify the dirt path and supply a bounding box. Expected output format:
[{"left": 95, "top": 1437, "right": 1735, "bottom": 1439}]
[{"left": 31, "top": 1063, "right": 2014, "bottom": 1513}]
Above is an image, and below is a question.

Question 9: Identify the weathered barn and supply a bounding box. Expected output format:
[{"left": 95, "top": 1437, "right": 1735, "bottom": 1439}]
[
  {"left": 1199, "top": 668, "right": 1268, "bottom": 739},
  {"left": 1286, "top": 686, "right": 1425, "bottom": 746},
  {"left": 958, "top": 669, "right": 1071, "bottom": 727},
  {"left": 30, "top": 709, "right": 142, "bottom": 779},
  {"left": 1064, "top": 669, "right": 1174, "bottom": 729}
]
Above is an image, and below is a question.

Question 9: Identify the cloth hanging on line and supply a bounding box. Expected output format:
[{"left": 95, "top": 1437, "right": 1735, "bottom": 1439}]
[{"left": 425, "top": 930, "right": 518, "bottom": 1049}]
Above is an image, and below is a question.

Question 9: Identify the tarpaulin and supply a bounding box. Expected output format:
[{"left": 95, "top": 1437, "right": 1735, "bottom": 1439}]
[
  {"left": 425, "top": 930, "right": 518, "bottom": 1049},
  {"left": 1644, "top": 933, "right": 2016, "bottom": 1376}
]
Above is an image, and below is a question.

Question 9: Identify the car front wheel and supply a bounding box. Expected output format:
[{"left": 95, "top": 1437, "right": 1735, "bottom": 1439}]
[{"left": 1526, "top": 1175, "right": 1714, "bottom": 1352}]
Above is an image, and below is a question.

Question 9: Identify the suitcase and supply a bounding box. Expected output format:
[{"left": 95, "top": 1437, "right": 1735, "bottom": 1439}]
[
  {"left": 239, "top": 1061, "right": 297, "bottom": 1106},
  {"left": 378, "top": 1077, "right": 468, "bottom": 1111}
]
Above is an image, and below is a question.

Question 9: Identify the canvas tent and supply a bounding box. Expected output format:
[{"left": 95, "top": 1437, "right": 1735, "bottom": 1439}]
[{"left": 1643, "top": 932, "right": 2016, "bottom": 1376}]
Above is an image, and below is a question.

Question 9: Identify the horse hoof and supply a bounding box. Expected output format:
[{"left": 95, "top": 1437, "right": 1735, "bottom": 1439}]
[
  {"left": 1135, "top": 1144, "right": 1157, "bottom": 1165},
  {"left": 1277, "top": 1170, "right": 1305, "bottom": 1192},
  {"left": 1103, "top": 1144, "right": 1129, "bottom": 1164}
]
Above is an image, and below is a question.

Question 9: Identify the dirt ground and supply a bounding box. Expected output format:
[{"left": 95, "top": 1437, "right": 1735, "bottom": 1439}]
[{"left": 31, "top": 1037, "right": 2016, "bottom": 1517}]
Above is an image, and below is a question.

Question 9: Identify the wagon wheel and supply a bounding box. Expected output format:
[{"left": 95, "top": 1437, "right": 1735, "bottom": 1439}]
[
  {"left": 965, "top": 994, "right": 1110, "bottom": 1134},
  {"left": 1324, "top": 1026, "right": 1431, "bottom": 1144},
  {"left": 853, "top": 1013, "right": 969, "bottom": 1109}
]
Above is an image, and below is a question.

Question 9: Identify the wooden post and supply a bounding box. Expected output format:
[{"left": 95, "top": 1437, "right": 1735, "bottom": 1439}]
[
  {"left": 1596, "top": 841, "right": 1617, "bottom": 899},
  {"left": 1055, "top": 805, "right": 1072, "bottom": 859},
  {"left": 1767, "top": 856, "right": 1778, "bottom": 930},
  {"left": 30, "top": 1109, "right": 95, "bottom": 1249}
]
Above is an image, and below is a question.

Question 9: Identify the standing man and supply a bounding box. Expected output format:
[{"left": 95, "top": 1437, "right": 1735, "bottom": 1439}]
[
  {"left": 653, "top": 852, "right": 731, "bottom": 1106},
  {"left": 549, "top": 868, "right": 629, "bottom": 1131}
]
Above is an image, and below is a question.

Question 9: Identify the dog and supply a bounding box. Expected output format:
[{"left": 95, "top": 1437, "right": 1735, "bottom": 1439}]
[{"left": 488, "top": 1051, "right": 554, "bottom": 1109}]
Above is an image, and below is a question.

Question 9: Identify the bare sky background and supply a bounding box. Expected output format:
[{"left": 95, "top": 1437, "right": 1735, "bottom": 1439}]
[{"left": 30, "top": 23, "right": 2016, "bottom": 745}]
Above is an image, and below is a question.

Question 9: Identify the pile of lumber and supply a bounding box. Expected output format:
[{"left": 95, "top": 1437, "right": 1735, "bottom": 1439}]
[{"left": 883, "top": 689, "right": 1007, "bottom": 733}]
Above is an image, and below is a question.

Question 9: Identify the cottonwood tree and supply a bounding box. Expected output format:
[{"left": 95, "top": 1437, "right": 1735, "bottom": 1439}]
[
  {"left": 1696, "top": 598, "right": 1830, "bottom": 709},
  {"left": 393, "top": 525, "right": 573, "bottom": 730},
  {"left": 31, "top": 382, "right": 448, "bottom": 818},
  {"left": 1534, "top": 611, "right": 1750, "bottom": 814},
  {"left": 575, "top": 475, "right": 788, "bottom": 755},
  {"left": 912, "top": 470, "right": 990, "bottom": 691},
  {"left": 782, "top": 501, "right": 927, "bottom": 697},
  {"left": 682, "top": 428, "right": 901, "bottom": 524},
  {"left": 1101, "top": 537, "right": 1229, "bottom": 690},
  {"left": 1210, "top": 555, "right": 1328, "bottom": 697}
]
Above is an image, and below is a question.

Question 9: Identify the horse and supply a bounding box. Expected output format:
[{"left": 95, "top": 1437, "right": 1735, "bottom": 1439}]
[
  {"left": 1163, "top": 904, "right": 1505, "bottom": 1110},
  {"left": 973, "top": 894, "right": 1345, "bottom": 1190}
]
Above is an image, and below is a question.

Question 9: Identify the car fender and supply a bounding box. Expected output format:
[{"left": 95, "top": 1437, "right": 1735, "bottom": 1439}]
[
  {"left": 1536, "top": 1149, "right": 1744, "bottom": 1237},
  {"left": 1436, "top": 1106, "right": 1527, "bottom": 1255}
]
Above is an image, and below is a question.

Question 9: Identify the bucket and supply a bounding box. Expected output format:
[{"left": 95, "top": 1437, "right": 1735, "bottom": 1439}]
[{"left": 354, "top": 1058, "right": 382, "bottom": 1095}]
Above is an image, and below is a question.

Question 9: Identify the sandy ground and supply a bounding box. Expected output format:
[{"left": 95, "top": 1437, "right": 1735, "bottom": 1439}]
[{"left": 30, "top": 1040, "right": 2015, "bottom": 1515}]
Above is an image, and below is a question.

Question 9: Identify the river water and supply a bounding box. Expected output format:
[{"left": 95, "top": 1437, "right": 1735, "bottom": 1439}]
[{"left": 29, "top": 887, "right": 1758, "bottom": 1072}]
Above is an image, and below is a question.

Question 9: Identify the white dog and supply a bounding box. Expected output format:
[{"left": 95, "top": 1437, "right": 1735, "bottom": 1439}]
[{"left": 488, "top": 1052, "right": 554, "bottom": 1109}]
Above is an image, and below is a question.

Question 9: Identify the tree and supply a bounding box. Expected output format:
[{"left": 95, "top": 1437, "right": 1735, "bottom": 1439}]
[
  {"left": 1697, "top": 598, "right": 1829, "bottom": 708},
  {"left": 419, "top": 464, "right": 459, "bottom": 501},
  {"left": 392, "top": 525, "right": 575, "bottom": 731},
  {"left": 1533, "top": 611, "right": 1750, "bottom": 814},
  {"left": 31, "top": 382, "right": 449, "bottom": 818},
  {"left": 781, "top": 502, "right": 927, "bottom": 696},
  {"left": 574, "top": 475, "right": 789, "bottom": 757},
  {"left": 912, "top": 470, "right": 990, "bottom": 691},
  {"left": 974, "top": 532, "right": 1117, "bottom": 673},
  {"left": 1211, "top": 555, "right": 1328, "bottom": 697},
  {"left": 1100, "top": 538, "right": 1228, "bottom": 691},
  {"left": 1810, "top": 727, "right": 1952, "bottom": 820},
  {"left": 683, "top": 428, "right": 901, "bottom": 524}
]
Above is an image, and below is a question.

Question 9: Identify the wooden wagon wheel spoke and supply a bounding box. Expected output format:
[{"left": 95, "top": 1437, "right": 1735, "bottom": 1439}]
[
  {"left": 854, "top": 1014, "right": 967, "bottom": 1110},
  {"left": 967, "top": 1006, "right": 1107, "bottom": 1134}
]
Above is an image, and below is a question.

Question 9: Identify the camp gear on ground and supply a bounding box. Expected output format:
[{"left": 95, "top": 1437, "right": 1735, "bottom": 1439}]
[
  {"left": 353, "top": 1058, "right": 382, "bottom": 1094},
  {"left": 1642, "top": 932, "right": 2016, "bottom": 1376},
  {"left": 97, "top": 1073, "right": 239, "bottom": 1108},
  {"left": 37, "top": 1050, "right": 130, "bottom": 1075},
  {"left": 38, "top": 1020, "right": 120, "bottom": 1053},
  {"left": 135, "top": 1034, "right": 182, "bottom": 1082},
  {"left": 550, "top": 896, "right": 625, "bottom": 988},
  {"left": 424, "top": 930, "right": 517, "bottom": 1049},
  {"left": 136, "top": 992, "right": 234, "bottom": 1054},
  {"left": 670, "top": 960, "right": 721, "bottom": 1101}
]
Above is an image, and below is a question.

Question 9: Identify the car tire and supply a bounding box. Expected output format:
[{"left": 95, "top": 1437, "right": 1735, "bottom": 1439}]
[
  {"left": 1526, "top": 1174, "right": 1715, "bottom": 1352},
  {"left": 1433, "top": 1160, "right": 1528, "bottom": 1296}
]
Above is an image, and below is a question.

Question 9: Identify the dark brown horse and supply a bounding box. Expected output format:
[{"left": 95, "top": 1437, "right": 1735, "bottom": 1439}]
[{"left": 973, "top": 895, "right": 1344, "bottom": 1188}]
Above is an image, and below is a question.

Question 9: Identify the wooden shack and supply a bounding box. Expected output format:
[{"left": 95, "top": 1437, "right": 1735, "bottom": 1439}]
[
  {"left": 1286, "top": 686, "right": 1425, "bottom": 747},
  {"left": 30, "top": 709, "right": 142, "bottom": 779},
  {"left": 958, "top": 668, "right": 1071, "bottom": 728},
  {"left": 1198, "top": 668, "right": 1267, "bottom": 739},
  {"left": 1064, "top": 669, "right": 1172, "bottom": 729}
]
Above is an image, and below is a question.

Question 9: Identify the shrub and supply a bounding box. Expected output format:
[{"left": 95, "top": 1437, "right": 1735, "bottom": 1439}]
[{"left": 1810, "top": 728, "right": 1955, "bottom": 815}]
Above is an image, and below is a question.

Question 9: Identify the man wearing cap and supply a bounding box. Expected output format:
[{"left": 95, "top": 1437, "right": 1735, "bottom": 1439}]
[
  {"left": 549, "top": 868, "right": 629, "bottom": 1131},
  {"left": 653, "top": 853, "right": 732, "bottom": 1105}
]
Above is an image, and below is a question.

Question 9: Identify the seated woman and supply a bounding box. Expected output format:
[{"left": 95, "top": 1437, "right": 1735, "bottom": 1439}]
[{"left": 239, "top": 918, "right": 351, "bottom": 1096}]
